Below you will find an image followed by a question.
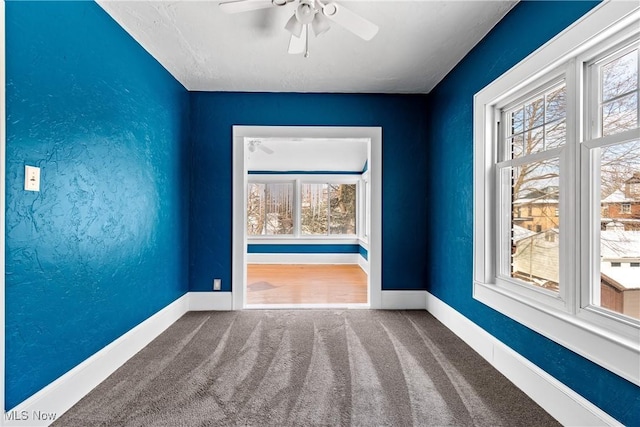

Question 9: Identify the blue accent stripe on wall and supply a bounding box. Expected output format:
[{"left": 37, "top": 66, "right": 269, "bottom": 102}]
[
  {"left": 248, "top": 171, "right": 362, "bottom": 175},
  {"left": 248, "top": 244, "right": 360, "bottom": 254},
  {"left": 426, "top": 1, "right": 639, "bottom": 425},
  {"left": 5, "top": 1, "right": 189, "bottom": 409},
  {"left": 359, "top": 245, "right": 369, "bottom": 261}
]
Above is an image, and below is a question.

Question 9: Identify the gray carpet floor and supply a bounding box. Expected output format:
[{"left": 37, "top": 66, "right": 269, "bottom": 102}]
[{"left": 55, "top": 310, "right": 559, "bottom": 426}]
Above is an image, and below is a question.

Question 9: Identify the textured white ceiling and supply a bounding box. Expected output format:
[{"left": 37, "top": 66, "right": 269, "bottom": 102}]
[
  {"left": 247, "top": 138, "right": 368, "bottom": 171},
  {"left": 97, "top": 0, "right": 518, "bottom": 94}
]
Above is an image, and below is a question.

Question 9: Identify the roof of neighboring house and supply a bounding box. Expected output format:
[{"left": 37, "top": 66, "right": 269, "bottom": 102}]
[
  {"left": 600, "top": 265, "right": 640, "bottom": 290},
  {"left": 602, "top": 189, "right": 636, "bottom": 203},
  {"left": 600, "top": 273, "right": 627, "bottom": 292},
  {"left": 626, "top": 172, "right": 640, "bottom": 184},
  {"left": 600, "top": 230, "right": 640, "bottom": 290},
  {"left": 512, "top": 225, "right": 537, "bottom": 242},
  {"left": 514, "top": 187, "right": 559, "bottom": 205},
  {"left": 512, "top": 227, "right": 558, "bottom": 244},
  {"left": 513, "top": 198, "right": 559, "bottom": 205}
]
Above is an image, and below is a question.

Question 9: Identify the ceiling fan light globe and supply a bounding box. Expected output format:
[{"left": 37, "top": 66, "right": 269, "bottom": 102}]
[
  {"left": 295, "top": 1, "right": 315, "bottom": 25},
  {"left": 285, "top": 13, "right": 303, "bottom": 37},
  {"left": 321, "top": 2, "right": 338, "bottom": 17},
  {"left": 311, "top": 13, "right": 330, "bottom": 37},
  {"left": 272, "top": 0, "right": 287, "bottom": 5}
]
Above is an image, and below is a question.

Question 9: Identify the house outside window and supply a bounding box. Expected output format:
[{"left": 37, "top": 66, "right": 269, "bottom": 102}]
[{"left": 621, "top": 203, "right": 631, "bottom": 214}]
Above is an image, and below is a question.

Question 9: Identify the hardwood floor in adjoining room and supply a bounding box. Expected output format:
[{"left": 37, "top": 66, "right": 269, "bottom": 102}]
[{"left": 247, "top": 264, "right": 367, "bottom": 305}]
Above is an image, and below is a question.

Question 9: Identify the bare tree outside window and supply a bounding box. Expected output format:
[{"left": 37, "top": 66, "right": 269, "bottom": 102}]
[
  {"left": 301, "top": 183, "right": 357, "bottom": 235},
  {"left": 247, "top": 183, "right": 294, "bottom": 235}
]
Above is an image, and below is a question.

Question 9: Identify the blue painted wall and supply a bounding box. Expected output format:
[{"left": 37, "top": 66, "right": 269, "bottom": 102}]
[
  {"left": 248, "top": 244, "right": 360, "bottom": 254},
  {"left": 5, "top": 1, "right": 190, "bottom": 409},
  {"left": 425, "top": 1, "right": 639, "bottom": 424},
  {"left": 189, "top": 92, "right": 428, "bottom": 291}
]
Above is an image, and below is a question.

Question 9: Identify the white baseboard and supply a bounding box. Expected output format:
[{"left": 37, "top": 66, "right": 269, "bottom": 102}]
[
  {"left": 380, "top": 290, "right": 426, "bottom": 309},
  {"left": 425, "top": 292, "right": 621, "bottom": 427},
  {"left": 357, "top": 254, "right": 369, "bottom": 274},
  {"left": 188, "top": 291, "right": 233, "bottom": 311},
  {"left": 3, "top": 294, "right": 191, "bottom": 427},
  {"left": 247, "top": 253, "right": 360, "bottom": 264}
]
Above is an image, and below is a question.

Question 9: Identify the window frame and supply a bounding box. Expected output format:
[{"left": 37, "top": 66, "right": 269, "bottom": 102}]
[
  {"left": 473, "top": 2, "right": 640, "bottom": 386},
  {"left": 493, "top": 69, "right": 571, "bottom": 313},
  {"left": 578, "top": 29, "right": 640, "bottom": 338}
]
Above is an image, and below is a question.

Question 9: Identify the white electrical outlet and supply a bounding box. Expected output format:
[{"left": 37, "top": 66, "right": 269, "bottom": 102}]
[
  {"left": 25, "top": 165, "right": 41, "bottom": 192},
  {"left": 213, "top": 279, "right": 221, "bottom": 291}
]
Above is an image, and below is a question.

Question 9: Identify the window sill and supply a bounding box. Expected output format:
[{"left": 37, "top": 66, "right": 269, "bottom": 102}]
[{"left": 473, "top": 281, "right": 640, "bottom": 386}]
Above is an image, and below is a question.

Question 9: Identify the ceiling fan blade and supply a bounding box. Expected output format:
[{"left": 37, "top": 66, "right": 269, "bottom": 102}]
[
  {"left": 258, "top": 144, "right": 275, "bottom": 154},
  {"left": 321, "top": 2, "right": 378, "bottom": 41},
  {"left": 219, "top": 0, "right": 274, "bottom": 14},
  {"left": 288, "top": 28, "right": 306, "bottom": 54}
]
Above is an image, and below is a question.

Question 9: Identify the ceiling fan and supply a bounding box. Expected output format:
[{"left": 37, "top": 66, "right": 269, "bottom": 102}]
[
  {"left": 219, "top": 0, "right": 379, "bottom": 57},
  {"left": 247, "top": 139, "right": 275, "bottom": 154}
]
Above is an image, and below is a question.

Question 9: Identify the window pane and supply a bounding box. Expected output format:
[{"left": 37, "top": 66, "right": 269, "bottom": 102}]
[
  {"left": 510, "top": 158, "right": 560, "bottom": 292},
  {"left": 600, "top": 47, "right": 639, "bottom": 137},
  {"left": 545, "top": 120, "right": 566, "bottom": 150},
  {"left": 524, "top": 96, "right": 545, "bottom": 130},
  {"left": 329, "top": 184, "right": 357, "bottom": 235},
  {"left": 526, "top": 126, "right": 544, "bottom": 154},
  {"left": 602, "top": 92, "right": 638, "bottom": 136},
  {"left": 509, "top": 107, "right": 524, "bottom": 135},
  {"left": 247, "top": 183, "right": 293, "bottom": 235},
  {"left": 509, "top": 135, "right": 525, "bottom": 159},
  {"left": 545, "top": 85, "right": 566, "bottom": 122},
  {"left": 506, "top": 82, "right": 566, "bottom": 160},
  {"left": 597, "top": 140, "right": 640, "bottom": 320},
  {"left": 602, "top": 49, "right": 638, "bottom": 102},
  {"left": 301, "top": 183, "right": 328, "bottom": 235}
]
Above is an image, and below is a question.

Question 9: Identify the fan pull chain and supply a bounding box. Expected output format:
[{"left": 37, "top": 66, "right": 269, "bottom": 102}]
[{"left": 304, "top": 24, "right": 310, "bottom": 58}]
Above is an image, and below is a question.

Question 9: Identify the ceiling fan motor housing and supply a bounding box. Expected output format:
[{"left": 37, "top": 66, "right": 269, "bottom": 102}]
[{"left": 296, "top": 1, "right": 316, "bottom": 25}]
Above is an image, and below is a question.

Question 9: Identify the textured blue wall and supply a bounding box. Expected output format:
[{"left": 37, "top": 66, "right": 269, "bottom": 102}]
[
  {"left": 189, "top": 92, "right": 428, "bottom": 291},
  {"left": 425, "top": 1, "right": 639, "bottom": 424},
  {"left": 5, "top": 1, "right": 190, "bottom": 408}
]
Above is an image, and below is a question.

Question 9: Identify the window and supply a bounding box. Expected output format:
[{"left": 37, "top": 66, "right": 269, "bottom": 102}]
[
  {"left": 586, "top": 37, "right": 640, "bottom": 321},
  {"left": 631, "top": 262, "right": 640, "bottom": 267},
  {"left": 474, "top": 3, "right": 640, "bottom": 386},
  {"left": 498, "top": 80, "right": 564, "bottom": 293},
  {"left": 248, "top": 177, "right": 359, "bottom": 239},
  {"left": 247, "top": 183, "right": 294, "bottom": 235},
  {"left": 301, "top": 183, "right": 357, "bottom": 236}
]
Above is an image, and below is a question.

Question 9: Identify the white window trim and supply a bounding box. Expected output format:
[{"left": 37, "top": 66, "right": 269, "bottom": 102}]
[
  {"left": 233, "top": 126, "right": 382, "bottom": 310},
  {"left": 473, "top": 2, "right": 640, "bottom": 386},
  {"left": 359, "top": 171, "right": 370, "bottom": 245}
]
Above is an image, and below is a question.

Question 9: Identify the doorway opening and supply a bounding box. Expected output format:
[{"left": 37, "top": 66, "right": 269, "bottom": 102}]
[{"left": 232, "top": 126, "right": 382, "bottom": 309}]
